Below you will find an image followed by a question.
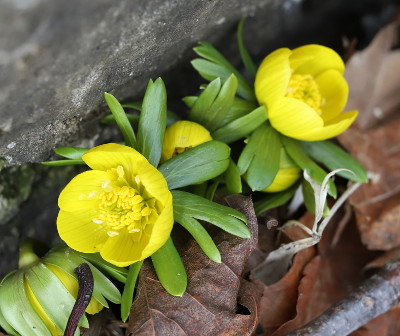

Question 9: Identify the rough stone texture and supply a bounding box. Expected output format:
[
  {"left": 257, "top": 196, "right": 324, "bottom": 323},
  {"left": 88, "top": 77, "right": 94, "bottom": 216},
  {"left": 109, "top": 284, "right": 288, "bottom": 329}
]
[{"left": 0, "top": 0, "right": 283, "bottom": 166}]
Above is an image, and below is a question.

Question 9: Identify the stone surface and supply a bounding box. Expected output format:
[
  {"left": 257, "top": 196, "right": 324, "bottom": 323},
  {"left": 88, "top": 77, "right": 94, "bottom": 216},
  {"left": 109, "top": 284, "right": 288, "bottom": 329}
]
[{"left": 0, "top": 0, "right": 283, "bottom": 166}]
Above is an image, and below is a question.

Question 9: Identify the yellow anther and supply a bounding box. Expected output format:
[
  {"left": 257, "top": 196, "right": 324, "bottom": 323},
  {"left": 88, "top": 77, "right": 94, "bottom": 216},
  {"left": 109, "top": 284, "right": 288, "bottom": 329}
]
[
  {"left": 116, "top": 165, "right": 125, "bottom": 176},
  {"left": 131, "top": 195, "right": 143, "bottom": 204},
  {"left": 141, "top": 207, "right": 152, "bottom": 216},
  {"left": 107, "top": 231, "right": 120, "bottom": 237},
  {"left": 286, "top": 74, "right": 322, "bottom": 114}
]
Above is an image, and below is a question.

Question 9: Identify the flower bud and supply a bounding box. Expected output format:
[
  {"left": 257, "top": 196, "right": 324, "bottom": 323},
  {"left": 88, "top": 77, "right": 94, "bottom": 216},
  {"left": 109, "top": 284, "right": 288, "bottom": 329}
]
[
  {"left": 262, "top": 149, "right": 301, "bottom": 193},
  {"left": 161, "top": 121, "right": 212, "bottom": 162},
  {"left": 0, "top": 243, "right": 121, "bottom": 336}
]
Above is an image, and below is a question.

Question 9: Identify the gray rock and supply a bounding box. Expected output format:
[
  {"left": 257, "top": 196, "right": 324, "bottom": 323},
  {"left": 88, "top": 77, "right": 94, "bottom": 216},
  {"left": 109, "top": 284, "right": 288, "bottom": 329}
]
[{"left": 0, "top": 0, "right": 283, "bottom": 166}]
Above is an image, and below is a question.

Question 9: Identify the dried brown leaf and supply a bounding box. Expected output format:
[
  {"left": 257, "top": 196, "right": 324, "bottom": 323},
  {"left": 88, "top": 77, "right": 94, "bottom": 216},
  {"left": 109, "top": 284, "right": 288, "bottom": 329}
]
[
  {"left": 126, "top": 195, "right": 262, "bottom": 336},
  {"left": 270, "top": 212, "right": 378, "bottom": 336},
  {"left": 339, "top": 119, "right": 400, "bottom": 250},
  {"left": 345, "top": 22, "right": 400, "bottom": 130}
]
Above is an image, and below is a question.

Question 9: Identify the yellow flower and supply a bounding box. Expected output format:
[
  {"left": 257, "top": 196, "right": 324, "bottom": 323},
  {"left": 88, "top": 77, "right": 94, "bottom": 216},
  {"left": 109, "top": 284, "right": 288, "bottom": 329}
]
[
  {"left": 57, "top": 143, "right": 173, "bottom": 267},
  {"left": 161, "top": 121, "right": 212, "bottom": 162},
  {"left": 255, "top": 44, "right": 358, "bottom": 141}
]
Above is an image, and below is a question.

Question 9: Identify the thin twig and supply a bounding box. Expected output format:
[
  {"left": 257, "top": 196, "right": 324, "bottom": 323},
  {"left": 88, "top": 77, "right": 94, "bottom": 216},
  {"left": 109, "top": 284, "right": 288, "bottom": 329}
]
[{"left": 284, "top": 260, "right": 400, "bottom": 336}]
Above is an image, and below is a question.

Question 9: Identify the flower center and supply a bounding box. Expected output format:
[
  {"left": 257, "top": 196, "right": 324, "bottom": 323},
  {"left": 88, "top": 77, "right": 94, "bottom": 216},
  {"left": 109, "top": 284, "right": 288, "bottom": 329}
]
[
  {"left": 92, "top": 166, "right": 158, "bottom": 240},
  {"left": 286, "top": 74, "right": 323, "bottom": 114}
]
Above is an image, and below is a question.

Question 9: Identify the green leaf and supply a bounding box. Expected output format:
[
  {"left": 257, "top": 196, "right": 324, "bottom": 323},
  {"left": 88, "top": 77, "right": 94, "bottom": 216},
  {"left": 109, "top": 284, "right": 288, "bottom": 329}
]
[
  {"left": 44, "top": 247, "right": 122, "bottom": 306},
  {"left": 203, "top": 74, "right": 238, "bottom": 132},
  {"left": 205, "top": 179, "right": 220, "bottom": 200},
  {"left": 101, "top": 113, "right": 139, "bottom": 125},
  {"left": 225, "top": 158, "right": 242, "bottom": 194},
  {"left": 137, "top": 78, "right": 167, "bottom": 167},
  {"left": 158, "top": 140, "right": 230, "bottom": 189},
  {"left": 182, "top": 96, "right": 198, "bottom": 108},
  {"left": 25, "top": 263, "right": 88, "bottom": 332},
  {"left": 104, "top": 92, "right": 136, "bottom": 148},
  {"left": 237, "top": 19, "right": 256, "bottom": 79},
  {"left": 193, "top": 42, "right": 256, "bottom": 102},
  {"left": 79, "top": 252, "right": 128, "bottom": 284},
  {"left": 54, "top": 147, "right": 89, "bottom": 160},
  {"left": 301, "top": 141, "right": 368, "bottom": 183},
  {"left": 42, "top": 159, "right": 85, "bottom": 166},
  {"left": 219, "top": 98, "right": 258, "bottom": 127},
  {"left": 191, "top": 59, "right": 256, "bottom": 102},
  {"left": 212, "top": 105, "right": 267, "bottom": 143},
  {"left": 281, "top": 136, "right": 337, "bottom": 198},
  {"left": 188, "top": 78, "right": 221, "bottom": 125},
  {"left": 0, "top": 270, "right": 52, "bottom": 336},
  {"left": 175, "top": 213, "right": 221, "bottom": 262},
  {"left": 254, "top": 182, "right": 299, "bottom": 215},
  {"left": 122, "top": 102, "right": 142, "bottom": 110},
  {"left": 151, "top": 238, "right": 187, "bottom": 296},
  {"left": 238, "top": 123, "right": 281, "bottom": 191},
  {"left": 172, "top": 190, "right": 249, "bottom": 238},
  {"left": 0, "top": 308, "right": 19, "bottom": 336},
  {"left": 121, "top": 260, "right": 143, "bottom": 322}
]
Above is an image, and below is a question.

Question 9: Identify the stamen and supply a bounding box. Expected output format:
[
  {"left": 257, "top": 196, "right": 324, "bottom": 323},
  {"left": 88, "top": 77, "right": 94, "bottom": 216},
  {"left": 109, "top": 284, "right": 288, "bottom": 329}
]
[{"left": 286, "top": 74, "right": 323, "bottom": 114}]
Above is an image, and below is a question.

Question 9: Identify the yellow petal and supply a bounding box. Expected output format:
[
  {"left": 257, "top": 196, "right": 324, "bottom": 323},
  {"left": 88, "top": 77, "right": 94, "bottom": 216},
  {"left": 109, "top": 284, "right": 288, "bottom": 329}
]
[
  {"left": 136, "top": 164, "right": 171, "bottom": 206},
  {"left": 58, "top": 170, "right": 108, "bottom": 212},
  {"left": 140, "top": 193, "right": 173, "bottom": 257},
  {"left": 24, "top": 282, "right": 61, "bottom": 336},
  {"left": 57, "top": 209, "right": 108, "bottom": 253},
  {"left": 269, "top": 97, "right": 323, "bottom": 137},
  {"left": 83, "top": 143, "right": 148, "bottom": 174},
  {"left": 263, "top": 167, "right": 301, "bottom": 193},
  {"left": 315, "top": 69, "right": 349, "bottom": 122},
  {"left": 83, "top": 143, "right": 170, "bottom": 204},
  {"left": 295, "top": 110, "right": 358, "bottom": 141},
  {"left": 161, "top": 121, "right": 212, "bottom": 162},
  {"left": 255, "top": 48, "right": 292, "bottom": 107},
  {"left": 100, "top": 195, "right": 173, "bottom": 267},
  {"left": 290, "top": 44, "right": 345, "bottom": 76},
  {"left": 46, "top": 264, "right": 103, "bottom": 315}
]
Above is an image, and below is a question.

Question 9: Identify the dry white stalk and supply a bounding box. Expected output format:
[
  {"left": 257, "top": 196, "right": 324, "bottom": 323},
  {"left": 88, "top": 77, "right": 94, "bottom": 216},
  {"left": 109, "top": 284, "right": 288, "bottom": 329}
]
[{"left": 253, "top": 169, "right": 362, "bottom": 284}]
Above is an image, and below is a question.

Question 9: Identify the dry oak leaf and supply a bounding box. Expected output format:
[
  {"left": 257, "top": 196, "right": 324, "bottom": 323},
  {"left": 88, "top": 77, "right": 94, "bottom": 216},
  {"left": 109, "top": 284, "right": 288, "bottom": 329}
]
[{"left": 126, "top": 195, "right": 262, "bottom": 336}]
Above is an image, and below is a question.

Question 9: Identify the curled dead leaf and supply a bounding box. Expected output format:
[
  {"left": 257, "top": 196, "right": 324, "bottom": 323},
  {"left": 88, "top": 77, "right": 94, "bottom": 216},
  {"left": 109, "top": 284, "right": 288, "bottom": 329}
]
[{"left": 126, "top": 195, "right": 262, "bottom": 336}]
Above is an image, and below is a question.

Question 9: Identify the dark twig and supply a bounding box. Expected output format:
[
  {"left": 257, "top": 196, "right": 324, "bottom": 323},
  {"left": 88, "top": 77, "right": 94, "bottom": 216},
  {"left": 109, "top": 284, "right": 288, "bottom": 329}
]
[
  {"left": 285, "top": 260, "right": 400, "bottom": 336},
  {"left": 64, "top": 263, "right": 94, "bottom": 336}
]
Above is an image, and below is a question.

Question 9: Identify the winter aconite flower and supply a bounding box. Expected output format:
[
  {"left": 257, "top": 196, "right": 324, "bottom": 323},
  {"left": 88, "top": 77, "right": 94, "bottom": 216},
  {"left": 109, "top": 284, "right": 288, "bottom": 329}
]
[
  {"left": 57, "top": 143, "right": 173, "bottom": 267},
  {"left": 161, "top": 120, "right": 212, "bottom": 162},
  {"left": 255, "top": 44, "right": 358, "bottom": 141},
  {"left": 262, "top": 149, "right": 301, "bottom": 192},
  {"left": 0, "top": 243, "right": 120, "bottom": 336}
]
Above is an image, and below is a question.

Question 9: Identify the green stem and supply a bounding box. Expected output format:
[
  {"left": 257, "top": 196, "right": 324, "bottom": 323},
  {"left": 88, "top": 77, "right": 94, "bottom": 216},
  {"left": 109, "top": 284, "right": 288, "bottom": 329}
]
[{"left": 18, "top": 238, "right": 40, "bottom": 268}]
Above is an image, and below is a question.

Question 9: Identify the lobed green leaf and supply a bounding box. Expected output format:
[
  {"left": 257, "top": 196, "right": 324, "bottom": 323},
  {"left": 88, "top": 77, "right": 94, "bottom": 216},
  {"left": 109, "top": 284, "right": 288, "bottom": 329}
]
[
  {"left": 254, "top": 182, "right": 299, "bottom": 215},
  {"left": 191, "top": 58, "right": 256, "bottom": 101},
  {"left": 54, "top": 147, "right": 89, "bottom": 160},
  {"left": 225, "top": 158, "right": 242, "bottom": 194},
  {"left": 302, "top": 141, "right": 368, "bottom": 183},
  {"left": 212, "top": 105, "right": 267, "bottom": 143},
  {"left": 282, "top": 136, "right": 337, "bottom": 198},
  {"left": 238, "top": 123, "right": 281, "bottom": 191},
  {"left": 158, "top": 140, "right": 230, "bottom": 189},
  {"left": 172, "top": 190, "right": 249, "bottom": 238}
]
